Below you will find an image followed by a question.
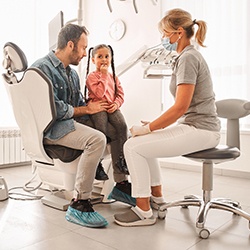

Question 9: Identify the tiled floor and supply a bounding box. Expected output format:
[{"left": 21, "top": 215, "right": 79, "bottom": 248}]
[{"left": 0, "top": 164, "right": 250, "bottom": 250}]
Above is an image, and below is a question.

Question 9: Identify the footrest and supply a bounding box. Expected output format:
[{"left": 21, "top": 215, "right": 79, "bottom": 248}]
[{"left": 41, "top": 193, "right": 70, "bottom": 211}]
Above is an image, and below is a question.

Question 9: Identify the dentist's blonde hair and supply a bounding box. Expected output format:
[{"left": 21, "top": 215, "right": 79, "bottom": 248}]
[{"left": 159, "top": 8, "right": 207, "bottom": 47}]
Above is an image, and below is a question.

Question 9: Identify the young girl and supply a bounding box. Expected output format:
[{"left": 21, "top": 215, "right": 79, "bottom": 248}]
[{"left": 85, "top": 44, "right": 129, "bottom": 177}]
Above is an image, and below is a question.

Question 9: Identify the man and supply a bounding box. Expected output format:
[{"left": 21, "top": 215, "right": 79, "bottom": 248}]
[{"left": 31, "top": 24, "right": 134, "bottom": 228}]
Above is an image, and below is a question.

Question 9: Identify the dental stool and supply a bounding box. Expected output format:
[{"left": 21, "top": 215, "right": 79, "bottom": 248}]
[
  {"left": 158, "top": 99, "right": 250, "bottom": 239},
  {"left": 2, "top": 42, "right": 114, "bottom": 210}
]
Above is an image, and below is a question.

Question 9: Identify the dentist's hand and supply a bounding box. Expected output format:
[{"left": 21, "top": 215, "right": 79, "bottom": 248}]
[{"left": 130, "top": 123, "right": 151, "bottom": 137}]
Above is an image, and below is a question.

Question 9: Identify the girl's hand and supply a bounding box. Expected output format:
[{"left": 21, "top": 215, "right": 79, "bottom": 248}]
[
  {"left": 100, "top": 64, "right": 109, "bottom": 74},
  {"left": 107, "top": 103, "right": 118, "bottom": 113}
]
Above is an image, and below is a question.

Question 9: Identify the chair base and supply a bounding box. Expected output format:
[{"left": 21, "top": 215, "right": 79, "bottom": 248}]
[
  {"left": 41, "top": 192, "right": 71, "bottom": 211},
  {"left": 39, "top": 155, "right": 115, "bottom": 210},
  {"left": 156, "top": 194, "right": 250, "bottom": 239},
  {"left": 40, "top": 191, "right": 106, "bottom": 211}
]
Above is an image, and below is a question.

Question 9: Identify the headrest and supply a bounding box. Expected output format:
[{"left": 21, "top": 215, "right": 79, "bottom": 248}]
[
  {"left": 216, "top": 99, "right": 250, "bottom": 119},
  {"left": 2, "top": 42, "right": 28, "bottom": 73}
]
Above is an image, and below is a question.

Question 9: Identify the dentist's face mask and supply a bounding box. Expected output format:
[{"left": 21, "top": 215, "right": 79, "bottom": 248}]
[{"left": 161, "top": 33, "right": 179, "bottom": 51}]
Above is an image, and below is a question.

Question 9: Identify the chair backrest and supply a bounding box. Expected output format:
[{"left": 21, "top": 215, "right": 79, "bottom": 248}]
[
  {"left": 216, "top": 99, "right": 250, "bottom": 149},
  {"left": 2, "top": 42, "right": 56, "bottom": 164}
]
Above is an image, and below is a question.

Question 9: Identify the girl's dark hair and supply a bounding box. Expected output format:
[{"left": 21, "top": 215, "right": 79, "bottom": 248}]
[
  {"left": 57, "top": 24, "right": 89, "bottom": 50},
  {"left": 84, "top": 44, "right": 117, "bottom": 101}
]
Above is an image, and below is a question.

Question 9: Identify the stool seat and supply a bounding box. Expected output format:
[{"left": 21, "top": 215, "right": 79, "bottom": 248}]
[{"left": 183, "top": 146, "right": 240, "bottom": 160}]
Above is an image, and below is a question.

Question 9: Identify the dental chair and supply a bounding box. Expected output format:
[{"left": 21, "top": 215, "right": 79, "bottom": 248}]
[
  {"left": 157, "top": 99, "right": 250, "bottom": 238},
  {"left": 2, "top": 42, "right": 114, "bottom": 210}
]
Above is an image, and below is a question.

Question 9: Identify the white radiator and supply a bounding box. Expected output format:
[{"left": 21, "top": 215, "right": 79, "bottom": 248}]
[{"left": 0, "top": 128, "right": 30, "bottom": 166}]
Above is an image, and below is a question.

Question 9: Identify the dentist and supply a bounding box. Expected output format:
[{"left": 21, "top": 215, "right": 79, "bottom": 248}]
[{"left": 114, "top": 8, "right": 221, "bottom": 227}]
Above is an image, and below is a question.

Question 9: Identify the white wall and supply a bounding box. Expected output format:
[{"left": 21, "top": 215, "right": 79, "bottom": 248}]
[
  {"left": 83, "top": 0, "right": 250, "bottom": 178},
  {"left": 0, "top": 0, "right": 78, "bottom": 127},
  {"left": 83, "top": 0, "right": 163, "bottom": 127},
  {"left": 160, "top": 0, "right": 250, "bottom": 178},
  {"left": 1, "top": 0, "right": 249, "bottom": 177}
]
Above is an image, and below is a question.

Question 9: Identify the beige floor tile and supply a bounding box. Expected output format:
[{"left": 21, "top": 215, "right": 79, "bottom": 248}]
[{"left": 0, "top": 165, "right": 249, "bottom": 250}]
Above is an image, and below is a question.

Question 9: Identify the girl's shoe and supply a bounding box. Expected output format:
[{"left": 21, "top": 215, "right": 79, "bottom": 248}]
[
  {"left": 116, "top": 156, "right": 129, "bottom": 175},
  {"left": 95, "top": 162, "right": 109, "bottom": 181},
  {"left": 108, "top": 181, "right": 136, "bottom": 206}
]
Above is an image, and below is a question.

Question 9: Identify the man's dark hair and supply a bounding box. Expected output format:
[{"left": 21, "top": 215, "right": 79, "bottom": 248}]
[{"left": 57, "top": 24, "right": 89, "bottom": 50}]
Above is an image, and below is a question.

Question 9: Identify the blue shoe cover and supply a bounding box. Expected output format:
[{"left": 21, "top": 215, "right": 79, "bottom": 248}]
[
  {"left": 108, "top": 187, "right": 136, "bottom": 206},
  {"left": 65, "top": 206, "right": 108, "bottom": 228}
]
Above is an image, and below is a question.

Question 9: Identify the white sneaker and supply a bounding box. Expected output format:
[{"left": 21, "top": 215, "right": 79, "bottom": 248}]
[{"left": 114, "top": 207, "right": 156, "bottom": 227}]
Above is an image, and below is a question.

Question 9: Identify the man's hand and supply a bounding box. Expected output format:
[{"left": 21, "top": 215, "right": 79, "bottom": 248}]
[
  {"left": 73, "top": 100, "right": 109, "bottom": 117},
  {"left": 130, "top": 124, "right": 151, "bottom": 137},
  {"left": 87, "top": 100, "right": 109, "bottom": 114}
]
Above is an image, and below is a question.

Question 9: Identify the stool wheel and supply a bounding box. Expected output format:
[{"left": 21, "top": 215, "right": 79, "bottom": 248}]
[
  {"left": 197, "top": 228, "right": 210, "bottom": 239},
  {"left": 158, "top": 209, "right": 167, "bottom": 220}
]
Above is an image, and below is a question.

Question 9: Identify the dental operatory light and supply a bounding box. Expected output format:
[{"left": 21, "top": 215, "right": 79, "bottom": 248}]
[
  {"left": 107, "top": 0, "right": 158, "bottom": 14},
  {"left": 116, "top": 44, "right": 177, "bottom": 79}
]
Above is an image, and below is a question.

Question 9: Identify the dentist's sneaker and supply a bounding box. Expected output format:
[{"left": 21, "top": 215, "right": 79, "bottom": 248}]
[
  {"left": 108, "top": 181, "right": 136, "bottom": 206},
  {"left": 114, "top": 206, "right": 156, "bottom": 227},
  {"left": 65, "top": 199, "right": 108, "bottom": 228}
]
